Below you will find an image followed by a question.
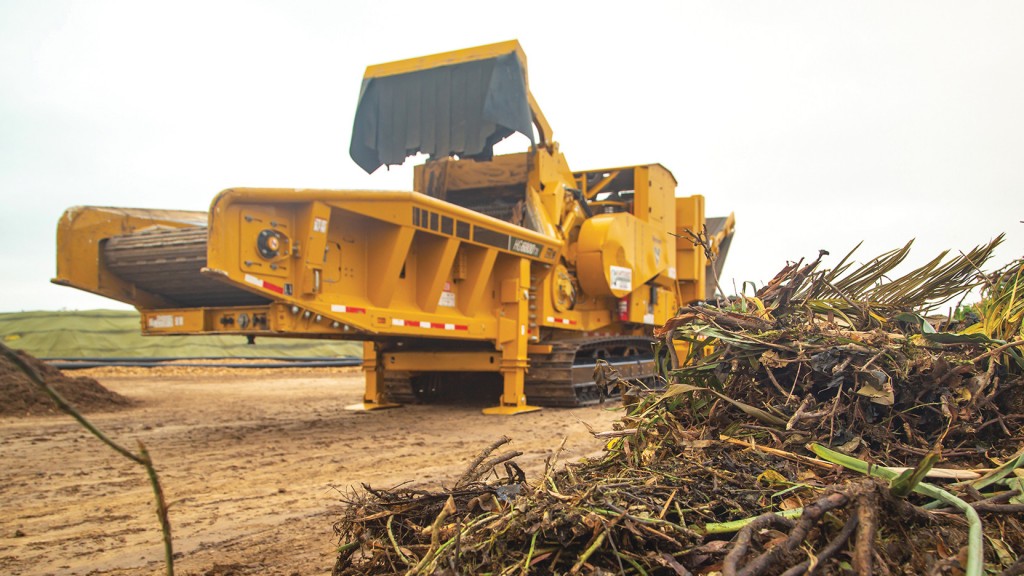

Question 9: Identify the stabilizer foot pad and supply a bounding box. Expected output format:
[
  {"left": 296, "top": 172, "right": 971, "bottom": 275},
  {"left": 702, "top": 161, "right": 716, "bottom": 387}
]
[
  {"left": 482, "top": 404, "right": 542, "bottom": 415},
  {"left": 345, "top": 402, "right": 402, "bottom": 412}
]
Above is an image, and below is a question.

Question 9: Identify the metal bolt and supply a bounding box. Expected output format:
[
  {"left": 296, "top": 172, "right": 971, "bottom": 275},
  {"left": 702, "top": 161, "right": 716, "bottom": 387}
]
[
  {"left": 290, "top": 306, "right": 300, "bottom": 315},
  {"left": 314, "top": 314, "right": 322, "bottom": 323},
  {"left": 303, "top": 310, "right": 311, "bottom": 319}
]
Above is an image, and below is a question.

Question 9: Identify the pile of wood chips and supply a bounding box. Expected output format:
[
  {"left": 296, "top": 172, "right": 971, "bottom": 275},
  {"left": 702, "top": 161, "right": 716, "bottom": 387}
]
[{"left": 0, "top": 347, "right": 132, "bottom": 416}]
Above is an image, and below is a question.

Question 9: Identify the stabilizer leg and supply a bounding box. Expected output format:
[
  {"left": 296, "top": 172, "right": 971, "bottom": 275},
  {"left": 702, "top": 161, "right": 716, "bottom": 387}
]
[
  {"left": 483, "top": 358, "right": 540, "bottom": 415},
  {"left": 484, "top": 257, "right": 540, "bottom": 415},
  {"left": 346, "top": 342, "right": 401, "bottom": 411}
]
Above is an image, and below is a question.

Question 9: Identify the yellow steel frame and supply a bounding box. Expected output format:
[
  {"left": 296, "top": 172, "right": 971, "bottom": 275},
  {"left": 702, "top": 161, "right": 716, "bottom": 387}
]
[
  {"left": 579, "top": 170, "right": 621, "bottom": 200},
  {"left": 207, "top": 187, "right": 552, "bottom": 414},
  {"left": 676, "top": 195, "right": 708, "bottom": 303},
  {"left": 381, "top": 351, "right": 500, "bottom": 372}
]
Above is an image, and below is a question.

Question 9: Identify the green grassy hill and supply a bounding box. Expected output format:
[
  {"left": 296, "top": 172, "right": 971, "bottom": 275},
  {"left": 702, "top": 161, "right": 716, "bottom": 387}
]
[{"left": 0, "top": 310, "right": 360, "bottom": 359}]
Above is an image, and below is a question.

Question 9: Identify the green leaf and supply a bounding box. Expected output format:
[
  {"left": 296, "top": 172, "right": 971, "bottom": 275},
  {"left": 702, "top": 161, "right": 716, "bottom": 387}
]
[
  {"left": 894, "top": 312, "right": 936, "bottom": 334},
  {"left": 986, "top": 535, "right": 1016, "bottom": 569},
  {"left": 659, "top": 383, "right": 705, "bottom": 400},
  {"left": 1007, "top": 477, "right": 1024, "bottom": 505},
  {"left": 964, "top": 447, "right": 1024, "bottom": 491},
  {"left": 889, "top": 451, "right": 939, "bottom": 498},
  {"left": 922, "top": 332, "right": 1000, "bottom": 345}
]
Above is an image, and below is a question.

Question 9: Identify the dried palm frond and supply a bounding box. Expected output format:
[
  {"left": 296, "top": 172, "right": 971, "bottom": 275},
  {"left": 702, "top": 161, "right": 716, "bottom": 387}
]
[
  {"left": 814, "top": 240, "right": 913, "bottom": 302},
  {"left": 753, "top": 236, "right": 1004, "bottom": 330},
  {"left": 868, "top": 237, "right": 1003, "bottom": 310}
]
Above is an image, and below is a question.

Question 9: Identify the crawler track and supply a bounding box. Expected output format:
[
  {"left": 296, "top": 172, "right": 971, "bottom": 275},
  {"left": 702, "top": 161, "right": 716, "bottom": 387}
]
[
  {"left": 383, "top": 336, "right": 657, "bottom": 408},
  {"left": 525, "top": 337, "right": 657, "bottom": 407}
]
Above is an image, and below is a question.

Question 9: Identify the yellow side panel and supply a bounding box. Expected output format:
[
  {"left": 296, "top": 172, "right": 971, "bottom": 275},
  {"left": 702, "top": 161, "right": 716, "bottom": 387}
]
[
  {"left": 675, "top": 195, "right": 707, "bottom": 303},
  {"left": 53, "top": 206, "right": 207, "bottom": 308},
  {"left": 200, "top": 188, "right": 563, "bottom": 343},
  {"left": 645, "top": 165, "right": 675, "bottom": 231},
  {"left": 576, "top": 215, "right": 636, "bottom": 298},
  {"left": 237, "top": 205, "right": 293, "bottom": 279},
  {"left": 576, "top": 212, "right": 674, "bottom": 299}
]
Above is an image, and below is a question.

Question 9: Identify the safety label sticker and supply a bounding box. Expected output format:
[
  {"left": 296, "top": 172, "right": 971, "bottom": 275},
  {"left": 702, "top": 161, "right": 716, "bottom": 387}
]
[
  {"left": 148, "top": 315, "right": 184, "bottom": 329},
  {"left": 438, "top": 291, "right": 456, "bottom": 307},
  {"left": 609, "top": 265, "right": 632, "bottom": 292}
]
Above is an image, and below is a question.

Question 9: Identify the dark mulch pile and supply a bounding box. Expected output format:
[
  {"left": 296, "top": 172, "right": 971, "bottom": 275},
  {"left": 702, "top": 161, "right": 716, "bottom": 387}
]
[{"left": 0, "top": 348, "right": 133, "bottom": 416}]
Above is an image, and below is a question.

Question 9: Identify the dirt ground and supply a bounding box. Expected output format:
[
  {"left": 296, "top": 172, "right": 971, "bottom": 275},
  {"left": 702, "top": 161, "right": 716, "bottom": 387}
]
[{"left": 0, "top": 367, "right": 621, "bottom": 575}]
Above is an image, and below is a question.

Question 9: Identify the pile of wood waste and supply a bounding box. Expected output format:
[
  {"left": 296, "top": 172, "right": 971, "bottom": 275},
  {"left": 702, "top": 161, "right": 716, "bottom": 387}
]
[
  {"left": 333, "top": 237, "right": 1024, "bottom": 576},
  {"left": 0, "top": 347, "right": 132, "bottom": 416}
]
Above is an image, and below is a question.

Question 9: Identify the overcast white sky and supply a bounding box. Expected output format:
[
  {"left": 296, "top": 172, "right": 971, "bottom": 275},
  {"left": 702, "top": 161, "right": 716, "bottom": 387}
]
[{"left": 1, "top": 1, "right": 1021, "bottom": 312}]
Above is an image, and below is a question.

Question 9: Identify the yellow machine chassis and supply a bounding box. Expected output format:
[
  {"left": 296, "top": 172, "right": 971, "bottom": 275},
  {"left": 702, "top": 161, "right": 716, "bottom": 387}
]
[{"left": 52, "top": 41, "right": 734, "bottom": 414}]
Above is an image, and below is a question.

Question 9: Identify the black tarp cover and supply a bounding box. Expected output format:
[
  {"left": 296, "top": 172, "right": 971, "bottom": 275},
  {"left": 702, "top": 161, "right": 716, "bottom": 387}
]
[{"left": 349, "top": 52, "right": 534, "bottom": 174}]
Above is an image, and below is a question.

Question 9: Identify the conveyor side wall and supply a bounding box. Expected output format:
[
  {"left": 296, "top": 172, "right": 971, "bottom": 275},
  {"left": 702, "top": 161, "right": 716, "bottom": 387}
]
[{"left": 53, "top": 206, "right": 209, "bottom": 308}]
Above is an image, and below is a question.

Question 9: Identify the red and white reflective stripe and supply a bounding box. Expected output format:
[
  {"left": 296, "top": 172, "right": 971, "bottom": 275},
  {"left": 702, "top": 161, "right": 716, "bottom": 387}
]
[
  {"left": 330, "top": 304, "right": 367, "bottom": 314},
  {"left": 391, "top": 318, "right": 469, "bottom": 331},
  {"left": 546, "top": 316, "right": 577, "bottom": 326},
  {"left": 244, "top": 274, "right": 284, "bottom": 294}
]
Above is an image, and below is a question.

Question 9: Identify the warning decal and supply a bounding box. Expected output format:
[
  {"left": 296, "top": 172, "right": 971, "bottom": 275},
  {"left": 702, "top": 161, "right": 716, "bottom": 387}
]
[{"left": 609, "top": 265, "right": 632, "bottom": 292}]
